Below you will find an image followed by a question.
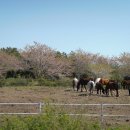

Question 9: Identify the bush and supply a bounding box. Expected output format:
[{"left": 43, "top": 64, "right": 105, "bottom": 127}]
[
  {"left": 0, "top": 77, "right": 72, "bottom": 87},
  {"left": 4, "top": 78, "right": 29, "bottom": 86},
  {"left": 37, "top": 78, "right": 57, "bottom": 86},
  {"left": 37, "top": 78, "right": 72, "bottom": 87}
]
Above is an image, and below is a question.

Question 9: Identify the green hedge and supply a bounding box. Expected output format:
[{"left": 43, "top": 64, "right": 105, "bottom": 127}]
[
  {"left": 37, "top": 78, "right": 71, "bottom": 87},
  {"left": 0, "top": 77, "right": 72, "bottom": 87},
  {"left": 3, "top": 78, "right": 29, "bottom": 86}
]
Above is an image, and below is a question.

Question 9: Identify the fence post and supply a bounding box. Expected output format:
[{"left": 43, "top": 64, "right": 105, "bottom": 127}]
[
  {"left": 100, "top": 103, "right": 104, "bottom": 130},
  {"left": 39, "top": 102, "right": 42, "bottom": 114}
]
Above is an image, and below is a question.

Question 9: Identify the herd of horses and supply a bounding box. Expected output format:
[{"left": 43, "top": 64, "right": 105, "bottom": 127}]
[{"left": 72, "top": 76, "right": 130, "bottom": 97}]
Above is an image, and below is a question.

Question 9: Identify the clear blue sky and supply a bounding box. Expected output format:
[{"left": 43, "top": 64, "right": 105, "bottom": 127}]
[{"left": 0, "top": 0, "right": 130, "bottom": 57}]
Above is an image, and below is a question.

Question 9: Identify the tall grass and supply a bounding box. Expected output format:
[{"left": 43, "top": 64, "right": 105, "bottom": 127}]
[{"left": 0, "top": 105, "right": 101, "bottom": 130}]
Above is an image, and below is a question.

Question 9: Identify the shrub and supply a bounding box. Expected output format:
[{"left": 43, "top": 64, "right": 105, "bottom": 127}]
[
  {"left": 37, "top": 77, "right": 71, "bottom": 87},
  {"left": 4, "top": 78, "right": 28, "bottom": 86}
]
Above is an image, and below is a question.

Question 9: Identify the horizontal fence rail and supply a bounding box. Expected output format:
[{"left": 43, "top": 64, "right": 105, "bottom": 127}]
[{"left": 0, "top": 103, "right": 130, "bottom": 117}]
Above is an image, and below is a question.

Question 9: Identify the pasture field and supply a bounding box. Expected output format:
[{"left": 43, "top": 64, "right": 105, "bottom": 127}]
[
  {"left": 0, "top": 86, "right": 130, "bottom": 103},
  {"left": 0, "top": 86, "right": 130, "bottom": 129}
]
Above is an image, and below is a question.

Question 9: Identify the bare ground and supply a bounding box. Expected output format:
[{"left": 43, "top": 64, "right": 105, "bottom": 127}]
[{"left": 0, "top": 86, "right": 129, "bottom": 103}]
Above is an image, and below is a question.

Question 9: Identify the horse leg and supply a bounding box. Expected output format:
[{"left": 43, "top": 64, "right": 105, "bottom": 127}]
[
  {"left": 84, "top": 85, "right": 87, "bottom": 92},
  {"left": 97, "top": 87, "right": 99, "bottom": 94},
  {"left": 102, "top": 87, "right": 105, "bottom": 95},
  {"left": 100, "top": 88, "right": 101, "bottom": 95},
  {"left": 90, "top": 86, "right": 93, "bottom": 95},
  {"left": 91, "top": 87, "right": 93, "bottom": 94},
  {"left": 116, "top": 89, "right": 119, "bottom": 97},
  {"left": 89, "top": 87, "right": 92, "bottom": 95},
  {"left": 77, "top": 84, "right": 80, "bottom": 91},
  {"left": 105, "top": 88, "right": 109, "bottom": 96},
  {"left": 129, "top": 89, "right": 130, "bottom": 96},
  {"left": 110, "top": 89, "right": 113, "bottom": 96},
  {"left": 81, "top": 85, "right": 83, "bottom": 92}
]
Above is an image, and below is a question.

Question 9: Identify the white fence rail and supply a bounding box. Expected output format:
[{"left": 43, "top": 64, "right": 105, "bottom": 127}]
[{"left": 0, "top": 103, "right": 130, "bottom": 119}]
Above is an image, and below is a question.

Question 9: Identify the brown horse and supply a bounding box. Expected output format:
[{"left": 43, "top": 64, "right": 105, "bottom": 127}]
[
  {"left": 99, "top": 78, "right": 119, "bottom": 97},
  {"left": 99, "top": 78, "right": 115, "bottom": 85}
]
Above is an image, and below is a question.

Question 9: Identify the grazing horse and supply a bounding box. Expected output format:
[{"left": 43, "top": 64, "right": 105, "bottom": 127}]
[
  {"left": 72, "top": 77, "right": 79, "bottom": 91},
  {"left": 122, "top": 76, "right": 130, "bottom": 95},
  {"left": 121, "top": 76, "right": 130, "bottom": 88},
  {"left": 96, "top": 78, "right": 119, "bottom": 97},
  {"left": 95, "top": 78, "right": 106, "bottom": 95},
  {"left": 87, "top": 79, "right": 95, "bottom": 95},
  {"left": 95, "top": 82, "right": 105, "bottom": 95},
  {"left": 121, "top": 80, "right": 130, "bottom": 89},
  {"left": 105, "top": 81, "right": 119, "bottom": 97},
  {"left": 77, "top": 78, "right": 90, "bottom": 92}
]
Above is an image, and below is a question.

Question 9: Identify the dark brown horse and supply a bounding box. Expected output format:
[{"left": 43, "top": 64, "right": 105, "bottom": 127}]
[
  {"left": 105, "top": 81, "right": 119, "bottom": 97},
  {"left": 77, "top": 78, "right": 92, "bottom": 92},
  {"left": 122, "top": 76, "right": 130, "bottom": 95},
  {"left": 121, "top": 76, "right": 130, "bottom": 89},
  {"left": 95, "top": 82, "right": 105, "bottom": 95}
]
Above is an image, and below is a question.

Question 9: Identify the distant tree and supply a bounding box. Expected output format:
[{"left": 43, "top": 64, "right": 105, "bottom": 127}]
[
  {"left": 0, "top": 51, "right": 22, "bottom": 77},
  {"left": 117, "top": 52, "right": 130, "bottom": 77},
  {"left": 89, "top": 54, "right": 112, "bottom": 78},
  {"left": 21, "top": 42, "right": 71, "bottom": 79},
  {"left": 0, "top": 47, "right": 21, "bottom": 58},
  {"left": 69, "top": 49, "right": 93, "bottom": 78},
  {"left": 56, "top": 51, "right": 67, "bottom": 58},
  {"left": 108, "top": 56, "right": 121, "bottom": 80}
]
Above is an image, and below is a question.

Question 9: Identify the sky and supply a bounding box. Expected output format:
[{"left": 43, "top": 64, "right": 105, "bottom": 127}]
[{"left": 0, "top": 0, "right": 130, "bottom": 57}]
